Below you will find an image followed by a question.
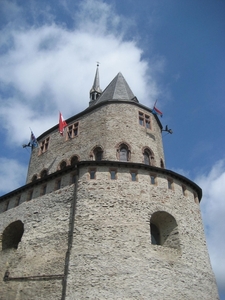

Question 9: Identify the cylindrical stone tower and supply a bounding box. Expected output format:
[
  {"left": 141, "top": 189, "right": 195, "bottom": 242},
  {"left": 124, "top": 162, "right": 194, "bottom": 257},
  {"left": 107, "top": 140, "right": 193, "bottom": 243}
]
[{"left": 0, "top": 70, "right": 219, "bottom": 300}]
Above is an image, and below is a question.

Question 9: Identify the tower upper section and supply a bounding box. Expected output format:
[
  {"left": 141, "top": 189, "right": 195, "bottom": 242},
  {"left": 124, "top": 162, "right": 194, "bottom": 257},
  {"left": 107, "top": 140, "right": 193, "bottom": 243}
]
[{"left": 25, "top": 70, "right": 165, "bottom": 183}]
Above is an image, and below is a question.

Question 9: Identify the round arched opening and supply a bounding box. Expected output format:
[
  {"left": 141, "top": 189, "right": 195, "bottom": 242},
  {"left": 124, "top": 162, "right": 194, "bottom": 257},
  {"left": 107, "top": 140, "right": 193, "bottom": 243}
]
[{"left": 2, "top": 220, "right": 24, "bottom": 250}]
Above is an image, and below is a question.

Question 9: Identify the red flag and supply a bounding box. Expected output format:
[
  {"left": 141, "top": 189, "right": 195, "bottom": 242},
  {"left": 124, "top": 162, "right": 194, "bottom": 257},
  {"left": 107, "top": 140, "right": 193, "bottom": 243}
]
[{"left": 59, "top": 112, "right": 67, "bottom": 135}]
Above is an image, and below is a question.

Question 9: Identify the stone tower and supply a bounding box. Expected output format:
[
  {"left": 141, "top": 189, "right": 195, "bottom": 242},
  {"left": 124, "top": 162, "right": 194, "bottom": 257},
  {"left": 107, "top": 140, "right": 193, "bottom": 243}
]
[{"left": 0, "top": 67, "right": 219, "bottom": 299}]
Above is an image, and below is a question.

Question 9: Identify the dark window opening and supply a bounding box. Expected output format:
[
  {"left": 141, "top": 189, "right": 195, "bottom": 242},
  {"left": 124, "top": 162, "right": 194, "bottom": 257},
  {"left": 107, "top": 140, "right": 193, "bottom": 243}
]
[
  {"left": 60, "top": 161, "right": 67, "bottom": 170},
  {"left": 27, "top": 190, "right": 33, "bottom": 201},
  {"left": 40, "top": 169, "right": 48, "bottom": 179},
  {"left": 15, "top": 196, "right": 21, "bottom": 206},
  {"left": 150, "top": 223, "right": 160, "bottom": 245},
  {"left": 143, "top": 148, "right": 154, "bottom": 166},
  {"left": 90, "top": 169, "right": 96, "bottom": 179},
  {"left": 71, "top": 155, "right": 79, "bottom": 166},
  {"left": 55, "top": 179, "right": 61, "bottom": 190},
  {"left": 94, "top": 147, "right": 103, "bottom": 161},
  {"left": 31, "top": 175, "right": 37, "bottom": 182},
  {"left": 182, "top": 185, "right": 187, "bottom": 196},
  {"left": 2, "top": 220, "right": 24, "bottom": 250},
  {"left": 71, "top": 173, "right": 76, "bottom": 184},
  {"left": 168, "top": 179, "right": 173, "bottom": 190},
  {"left": 41, "top": 185, "right": 47, "bottom": 196},
  {"left": 150, "top": 175, "right": 156, "bottom": 185},
  {"left": 144, "top": 151, "right": 150, "bottom": 165},
  {"left": 150, "top": 211, "right": 180, "bottom": 249},
  {"left": 110, "top": 170, "right": 116, "bottom": 180},
  {"left": 131, "top": 172, "right": 137, "bottom": 181}
]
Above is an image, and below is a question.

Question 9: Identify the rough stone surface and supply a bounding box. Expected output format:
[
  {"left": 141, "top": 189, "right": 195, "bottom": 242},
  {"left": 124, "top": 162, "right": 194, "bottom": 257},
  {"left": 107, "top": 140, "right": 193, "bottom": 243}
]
[
  {"left": 0, "top": 185, "right": 74, "bottom": 300},
  {"left": 65, "top": 166, "right": 218, "bottom": 300},
  {"left": 0, "top": 98, "right": 219, "bottom": 299},
  {"left": 26, "top": 103, "right": 164, "bottom": 183}
]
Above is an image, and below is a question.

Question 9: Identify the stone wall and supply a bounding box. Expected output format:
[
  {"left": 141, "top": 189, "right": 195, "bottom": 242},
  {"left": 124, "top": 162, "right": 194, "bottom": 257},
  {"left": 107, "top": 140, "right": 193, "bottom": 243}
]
[
  {"left": 0, "top": 98, "right": 219, "bottom": 299},
  {"left": 0, "top": 184, "right": 74, "bottom": 300},
  {"left": 0, "top": 163, "right": 219, "bottom": 299},
  {"left": 65, "top": 165, "right": 219, "bottom": 300},
  {"left": 26, "top": 102, "right": 164, "bottom": 183}
]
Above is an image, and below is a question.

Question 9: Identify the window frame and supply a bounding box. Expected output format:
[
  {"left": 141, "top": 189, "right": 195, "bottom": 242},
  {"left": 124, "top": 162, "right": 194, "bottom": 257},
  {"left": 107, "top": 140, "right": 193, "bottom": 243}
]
[
  {"left": 27, "top": 190, "right": 33, "bottom": 201},
  {"left": 109, "top": 169, "right": 117, "bottom": 180},
  {"left": 167, "top": 178, "right": 174, "bottom": 191},
  {"left": 15, "top": 195, "right": 21, "bottom": 207},
  {"left": 55, "top": 178, "right": 61, "bottom": 190},
  {"left": 182, "top": 185, "right": 187, "bottom": 196},
  {"left": 139, "top": 111, "right": 151, "bottom": 129},
  {"left": 150, "top": 174, "right": 157, "bottom": 185},
  {"left": 39, "top": 137, "right": 50, "bottom": 155},
  {"left": 130, "top": 170, "right": 138, "bottom": 182},
  {"left": 41, "top": 184, "right": 47, "bottom": 196},
  {"left": 71, "top": 172, "right": 76, "bottom": 184},
  {"left": 89, "top": 168, "right": 96, "bottom": 180},
  {"left": 143, "top": 147, "right": 155, "bottom": 166},
  {"left": 67, "top": 122, "right": 79, "bottom": 140}
]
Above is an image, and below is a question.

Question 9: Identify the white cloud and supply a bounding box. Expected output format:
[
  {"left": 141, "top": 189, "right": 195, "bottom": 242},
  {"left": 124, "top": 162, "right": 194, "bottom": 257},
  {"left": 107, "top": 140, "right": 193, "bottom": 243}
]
[
  {"left": 0, "top": 0, "right": 164, "bottom": 148},
  {"left": 196, "top": 160, "right": 225, "bottom": 295},
  {"left": 0, "top": 157, "right": 27, "bottom": 196}
]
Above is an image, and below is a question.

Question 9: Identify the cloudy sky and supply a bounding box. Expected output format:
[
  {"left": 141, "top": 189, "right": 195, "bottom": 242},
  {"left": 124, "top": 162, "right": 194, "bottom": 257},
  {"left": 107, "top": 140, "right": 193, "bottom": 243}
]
[{"left": 0, "top": 0, "right": 224, "bottom": 297}]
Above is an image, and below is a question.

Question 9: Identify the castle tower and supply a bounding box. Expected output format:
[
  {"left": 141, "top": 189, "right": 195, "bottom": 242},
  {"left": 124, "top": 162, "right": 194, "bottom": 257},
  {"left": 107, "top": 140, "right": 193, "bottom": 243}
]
[{"left": 0, "top": 67, "right": 219, "bottom": 299}]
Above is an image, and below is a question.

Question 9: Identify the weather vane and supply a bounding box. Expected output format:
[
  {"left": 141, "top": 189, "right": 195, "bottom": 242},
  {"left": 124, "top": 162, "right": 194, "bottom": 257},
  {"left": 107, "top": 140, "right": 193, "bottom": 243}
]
[{"left": 162, "top": 125, "right": 173, "bottom": 134}]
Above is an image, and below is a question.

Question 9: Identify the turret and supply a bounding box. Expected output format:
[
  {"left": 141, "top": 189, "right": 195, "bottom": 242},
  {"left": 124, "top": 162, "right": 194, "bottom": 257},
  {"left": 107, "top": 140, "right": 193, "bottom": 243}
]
[{"left": 89, "top": 63, "right": 102, "bottom": 106}]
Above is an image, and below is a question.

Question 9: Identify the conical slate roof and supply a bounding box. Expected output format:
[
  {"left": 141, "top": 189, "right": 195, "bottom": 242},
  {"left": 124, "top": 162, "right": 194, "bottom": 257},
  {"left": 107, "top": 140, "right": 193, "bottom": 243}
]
[{"left": 95, "top": 72, "right": 138, "bottom": 104}]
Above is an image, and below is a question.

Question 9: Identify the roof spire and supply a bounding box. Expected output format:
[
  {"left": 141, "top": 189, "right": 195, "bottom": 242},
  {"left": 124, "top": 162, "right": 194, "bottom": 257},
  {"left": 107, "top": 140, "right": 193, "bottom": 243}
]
[{"left": 89, "top": 63, "right": 102, "bottom": 106}]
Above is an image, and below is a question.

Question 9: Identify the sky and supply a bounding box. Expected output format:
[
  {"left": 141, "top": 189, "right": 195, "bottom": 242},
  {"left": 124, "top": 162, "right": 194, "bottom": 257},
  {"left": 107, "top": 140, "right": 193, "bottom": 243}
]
[{"left": 0, "top": 0, "right": 224, "bottom": 297}]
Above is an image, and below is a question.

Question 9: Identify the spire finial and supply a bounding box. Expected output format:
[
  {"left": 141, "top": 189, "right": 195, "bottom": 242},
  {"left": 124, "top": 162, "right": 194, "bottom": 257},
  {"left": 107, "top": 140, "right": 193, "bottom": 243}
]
[{"left": 89, "top": 62, "right": 102, "bottom": 105}]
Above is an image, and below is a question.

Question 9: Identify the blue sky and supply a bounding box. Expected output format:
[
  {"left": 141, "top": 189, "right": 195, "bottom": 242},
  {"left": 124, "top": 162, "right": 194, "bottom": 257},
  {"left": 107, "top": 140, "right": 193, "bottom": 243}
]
[{"left": 0, "top": 0, "right": 224, "bottom": 298}]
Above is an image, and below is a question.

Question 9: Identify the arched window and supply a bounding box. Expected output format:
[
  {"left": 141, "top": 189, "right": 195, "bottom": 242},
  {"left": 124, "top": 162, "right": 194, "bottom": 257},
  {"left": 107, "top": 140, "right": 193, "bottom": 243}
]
[
  {"left": 143, "top": 148, "right": 154, "bottom": 165},
  {"left": 144, "top": 151, "right": 150, "bottom": 165},
  {"left": 2, "top": 220, "right": 24, "bottom": 250},
  {"left": 120, "top": 146, "right": 128, "bottom": 161},
  {"left": 94, "top": 147, "right": 103, "bottom": 161},
  {"left": 90, "top": 146, "right": 103, "bottom": 161},
  {"left": 150, "top": 211, "right": 180, "bottom": 249},
  {"left": 59, "top": 161, "right": 67, "bottom": 170},
  {"left": 116, "top": 142, "right": 131, "bottom": 161},
  {"left": 31, "top": 174, "right": 37, "bottom": 182},
  {"left": 40, "top": 169, "right": 48, "bottom": 178},
  {"left": 71, "top": 155, "right": 79, "bottom": 166}
]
